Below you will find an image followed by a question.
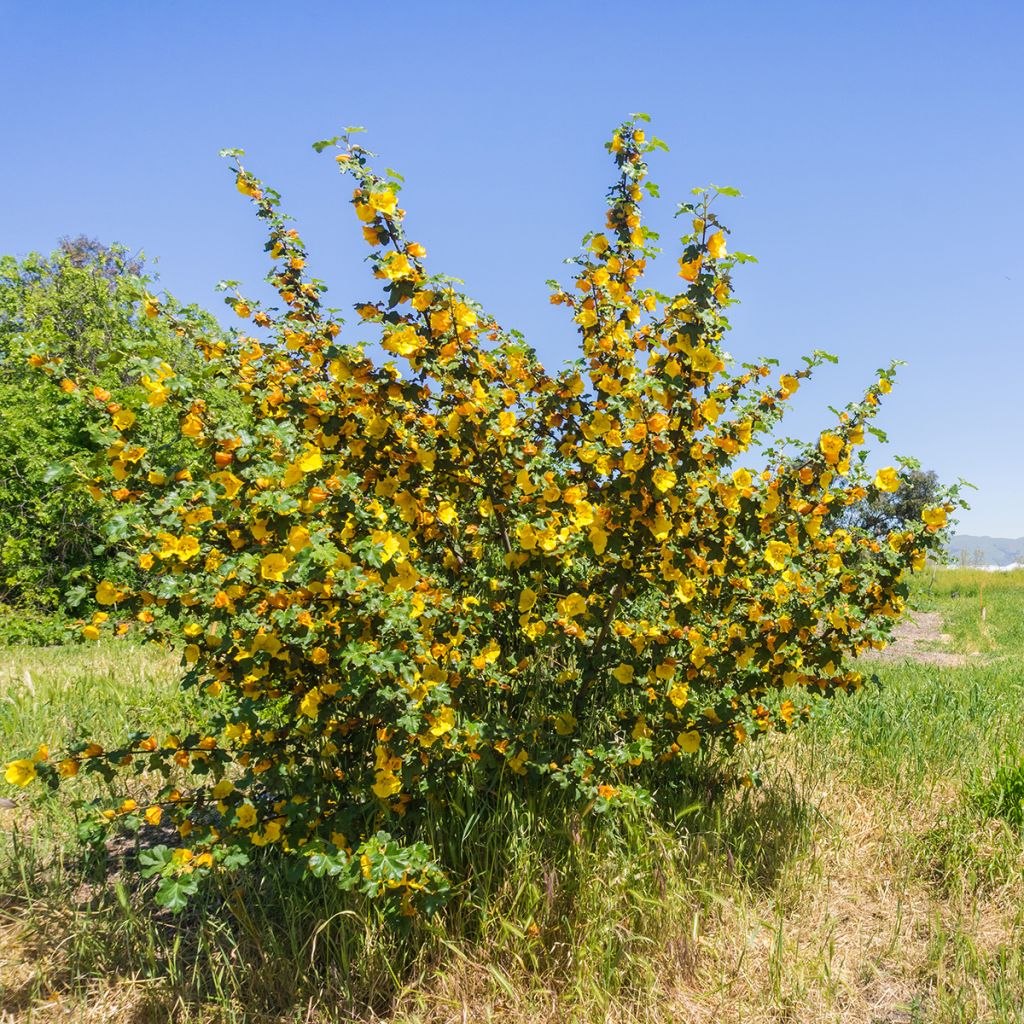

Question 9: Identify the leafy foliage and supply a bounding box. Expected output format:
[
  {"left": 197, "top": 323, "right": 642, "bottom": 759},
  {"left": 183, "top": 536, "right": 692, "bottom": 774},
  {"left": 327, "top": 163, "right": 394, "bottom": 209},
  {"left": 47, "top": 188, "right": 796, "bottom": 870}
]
[
  {"left": 6, "top": 120, "right": 963, "bottom": 914},
  {"left": 837, "top": 466, "right": 945, "bottom": 540},
  {"left": 0, "top": 241, "right": 230, "bottom": 626}
]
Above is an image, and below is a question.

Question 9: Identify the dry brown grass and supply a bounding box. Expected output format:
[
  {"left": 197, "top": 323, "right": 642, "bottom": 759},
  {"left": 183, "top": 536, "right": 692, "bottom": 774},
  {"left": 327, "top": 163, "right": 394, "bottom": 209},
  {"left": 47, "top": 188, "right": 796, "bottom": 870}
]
[
  {"left": 4, "top": 572, "right": 1024, "bottom": 1023},
  {"left": 3, "top": 767, "right": 1022, "bottom": 1024}
]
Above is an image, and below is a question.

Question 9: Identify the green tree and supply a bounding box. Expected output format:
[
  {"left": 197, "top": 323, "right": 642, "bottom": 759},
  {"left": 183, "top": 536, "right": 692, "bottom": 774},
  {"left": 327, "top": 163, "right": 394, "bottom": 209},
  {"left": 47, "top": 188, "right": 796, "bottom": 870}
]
[
  {"left": 839, "top": 467, "right": 943, "bottom": 540},
  {"left": 0, "top": 240, "right": 227, "bottom": 638}
]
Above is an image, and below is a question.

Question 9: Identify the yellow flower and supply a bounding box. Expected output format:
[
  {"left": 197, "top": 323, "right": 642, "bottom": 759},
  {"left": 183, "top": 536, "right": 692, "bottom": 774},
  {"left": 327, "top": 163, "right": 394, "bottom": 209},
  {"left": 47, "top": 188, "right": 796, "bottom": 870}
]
[
  {"left": 144, "top": 805, "right": 163, "bottom": 826},
  {"left": 632, "top": 715, "right": 653, "bottom": 740},
  {"left": 553, "top": 712, "right": 577, "bottom": 736},
  {"left": 181, "top": 414, "right": 204, "bottom": 438},
  {"left": 299, "top": 689, "right": 322, "bottom": 718},
  {"left": 428, "top": 706, "right": 456, "bottom": 737},
  {"left": 372, "top": 771, "right": 402, "bottom": 799},
  {"left": 922, "top": 506, "right": 948, "bottom": 530},
  {"left": 251, "top": 820, "right": 282, "bottom": 846},
  {"left": 611, "top": 663, "right": 635, "bottom": 685},
  {"left": 95, "top": 580, "right": 125, "bottom": 606},
  {"left": 557, "top": 592, "right": 587, "bottom": 618},
  {"left": 707, "top": 231, "right": 727, "bottom": 259},
  {"left": 380, "top": 252, "right": 414, "bottom": 280},
  {"left": 367, "top": 190, "right": 398, "bottom": 216},
  {"left": 507, "top": 749, "right": 529, "bottom": 775},
  {"left": 819, "top": 433, "right": 844, "bottom": 464},
  {"left": 5, "top": 759, "right": 36, "bottom": 787},
  {"left": 176, "top": 535, "right": 200, "bottom": 561},
  {"left": 383, "top": 326, "right": 424, "bottom": 358},
  {"left": 287, "top": 526, "right": 310, "bottom": 553},
  {"left": 667, "top": 684, "right": 692, "bottom": 708},
  {"left": 678, "top": 256, "right": 702, "bottom": 281},
  {"left": 779, "top": 374, "right": 799, "bottom": 397},
  {"left": 236, "top": 175, "right": 261, "bottom": 199},
  {"left": 764, "top": 540, "right": 791, "bottom": 571},
  {"left": 296, "top": 445, "right": 323, "bottom": 473},
  {"left": 647, "top": 513, "right": 672, "bottom": 541},
  {"left": 518, "top": 588, "right": 538, "bottom": 613},
  {"left": 212, "top": 779, "right": 235, "bottom": 800},
  {"left": 677, "top": 730, "right": 701, "bottom": 754},
  {"left": 651, "top": 467, "right": 677, "bottom": 493},
  {"left": 517, "top": 523, "right": 538, "bottom": 551},
  {"left": 211, "top": 471, "right": 243, "bottom": 499},
  {"left": 691, "top": 346, "right": 720, "bottom": 374},
  {"left": 260, "top": 553, "right": 290, "bottom": 582},
  {"left": 236, "top": 803, "right": 258, "bottom": 829},
  {"left": 112, "top": 408, "right": 136, "bottom": 431},
  {"left": 429, "top": 309, "right": 452, "bottom": 336},
  {"left": 874, "top": 467, "right": 900, "bottom": 493},
  {"left": 732, "top": 467, "right": 753, "bottom": 490}
]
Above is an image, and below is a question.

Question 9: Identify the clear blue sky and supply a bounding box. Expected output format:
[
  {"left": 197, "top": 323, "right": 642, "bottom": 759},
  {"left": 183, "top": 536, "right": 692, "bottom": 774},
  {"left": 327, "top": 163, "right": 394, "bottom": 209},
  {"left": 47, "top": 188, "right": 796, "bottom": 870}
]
[{"left": 2, "top": 1, "right": 1021, "bottom": 535}]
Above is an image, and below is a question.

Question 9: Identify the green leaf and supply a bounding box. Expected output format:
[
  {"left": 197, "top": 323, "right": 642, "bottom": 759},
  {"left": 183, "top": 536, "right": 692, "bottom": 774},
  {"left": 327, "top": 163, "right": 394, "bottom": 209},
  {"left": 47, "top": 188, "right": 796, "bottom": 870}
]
[
  {"left": 41, "top": 462, "right": 72, "bottom": 484},
  {"left": 155, "top": 874, "right": 199, "bottom": 913},
  {"left": 138, "top": 845, "right": 172, "bottom": 878}
]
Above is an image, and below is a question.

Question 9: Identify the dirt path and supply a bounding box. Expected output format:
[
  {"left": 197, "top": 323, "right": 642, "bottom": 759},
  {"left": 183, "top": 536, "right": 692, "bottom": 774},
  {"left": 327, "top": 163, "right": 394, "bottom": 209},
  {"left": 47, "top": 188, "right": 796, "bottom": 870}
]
[{"left": 860, "top": 611, "right": 969, "bottom": 667}]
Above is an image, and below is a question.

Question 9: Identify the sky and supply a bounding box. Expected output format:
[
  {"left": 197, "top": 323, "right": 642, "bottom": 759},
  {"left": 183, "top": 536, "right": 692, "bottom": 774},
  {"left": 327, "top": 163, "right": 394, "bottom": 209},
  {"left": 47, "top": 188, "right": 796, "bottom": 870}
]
[{"left": 1, "top": 1, "right": 1021, "bottom": 536}]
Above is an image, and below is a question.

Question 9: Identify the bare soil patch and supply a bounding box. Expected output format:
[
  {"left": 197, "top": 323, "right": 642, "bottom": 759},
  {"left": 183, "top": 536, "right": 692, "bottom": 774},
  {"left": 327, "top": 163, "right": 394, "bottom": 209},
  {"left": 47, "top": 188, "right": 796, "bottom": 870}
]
[{"left": 861, "top": 612, "right": 970, "bottom": 667}]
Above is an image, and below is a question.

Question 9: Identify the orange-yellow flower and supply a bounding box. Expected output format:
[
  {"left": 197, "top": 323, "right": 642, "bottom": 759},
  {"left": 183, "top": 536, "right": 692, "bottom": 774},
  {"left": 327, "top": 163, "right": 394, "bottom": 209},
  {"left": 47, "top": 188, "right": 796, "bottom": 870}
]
[{"left": 678, "top": 256, "right": 702, "bottom": 282}]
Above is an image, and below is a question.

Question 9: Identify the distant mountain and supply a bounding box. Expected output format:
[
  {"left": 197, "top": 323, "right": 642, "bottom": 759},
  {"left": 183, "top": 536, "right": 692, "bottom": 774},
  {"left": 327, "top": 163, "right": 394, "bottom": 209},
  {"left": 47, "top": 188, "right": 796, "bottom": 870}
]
[{"left": 946, "top": 535, "right": 1024, "bottom": 567}]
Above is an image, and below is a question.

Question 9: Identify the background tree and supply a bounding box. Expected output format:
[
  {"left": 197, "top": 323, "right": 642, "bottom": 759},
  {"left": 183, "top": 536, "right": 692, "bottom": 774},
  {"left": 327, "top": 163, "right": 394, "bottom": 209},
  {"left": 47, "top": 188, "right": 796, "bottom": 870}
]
[
  {"left": 837, "top": 466, "right": 943, "bottom": 540},
  {"left": 0, "top": 240, "right": 229, "bottom": 639}
]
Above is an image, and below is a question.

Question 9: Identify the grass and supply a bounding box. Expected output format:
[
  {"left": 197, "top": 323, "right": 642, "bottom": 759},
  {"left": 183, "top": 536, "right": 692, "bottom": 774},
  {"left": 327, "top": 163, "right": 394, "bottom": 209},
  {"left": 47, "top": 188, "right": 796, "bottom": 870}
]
[{"left": 2, "top": 568, "right": 1024, "bottom": 1022}]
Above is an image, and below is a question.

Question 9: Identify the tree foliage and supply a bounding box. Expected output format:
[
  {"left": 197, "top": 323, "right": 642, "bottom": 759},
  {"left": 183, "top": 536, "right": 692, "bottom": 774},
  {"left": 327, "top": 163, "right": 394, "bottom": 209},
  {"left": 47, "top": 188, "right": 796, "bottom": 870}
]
[
  {"left": 5, "top": 120, "right": 963, "bottom": 913},
  {"left": 0, "top": 240, "right": 232, "bottom": 637},
  {"left": 840, "top": 467, "right": 944, "bottom": 539}
]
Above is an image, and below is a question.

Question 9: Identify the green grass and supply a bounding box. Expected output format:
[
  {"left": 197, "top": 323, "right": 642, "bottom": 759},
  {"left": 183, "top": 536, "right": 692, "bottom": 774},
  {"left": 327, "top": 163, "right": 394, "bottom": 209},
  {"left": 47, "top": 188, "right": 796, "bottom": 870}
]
[{"left": 3, "top": 569, "right": 1024, "bottom": 1023}]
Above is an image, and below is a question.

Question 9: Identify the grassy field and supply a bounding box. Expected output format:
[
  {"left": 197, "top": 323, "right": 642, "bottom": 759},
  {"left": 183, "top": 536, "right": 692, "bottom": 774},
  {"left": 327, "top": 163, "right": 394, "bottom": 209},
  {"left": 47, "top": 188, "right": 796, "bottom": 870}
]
[{"left": 2, "top": 568, "right": 1024, "bottom": 1023}]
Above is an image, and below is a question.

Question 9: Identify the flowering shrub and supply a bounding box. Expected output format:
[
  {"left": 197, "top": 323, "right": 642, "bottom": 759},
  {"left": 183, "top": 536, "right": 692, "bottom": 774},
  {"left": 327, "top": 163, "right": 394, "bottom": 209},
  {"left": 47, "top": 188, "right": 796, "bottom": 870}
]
[{"left": 5, "top": 118, "right": 960, "bottom": 914}]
